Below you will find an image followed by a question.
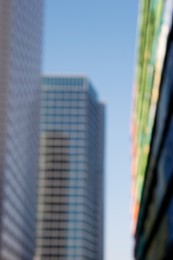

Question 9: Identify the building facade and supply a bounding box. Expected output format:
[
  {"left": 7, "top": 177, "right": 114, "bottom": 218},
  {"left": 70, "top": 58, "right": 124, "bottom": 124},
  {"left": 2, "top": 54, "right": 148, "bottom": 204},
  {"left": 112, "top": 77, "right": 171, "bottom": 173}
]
[
  {"left": 0, "top": 0, "right": 43, "bottom": 259},
  {"left": 131, "top": 0, "right": 173, "bottom": 259},
  {"left": 35, "top": 75, "right": 105, "bottom": 259}
]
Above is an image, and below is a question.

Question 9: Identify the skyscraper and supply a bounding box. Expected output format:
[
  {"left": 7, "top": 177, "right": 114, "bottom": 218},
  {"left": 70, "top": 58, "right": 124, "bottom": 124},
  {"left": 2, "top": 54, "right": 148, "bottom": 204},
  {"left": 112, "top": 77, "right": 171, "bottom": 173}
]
[
  {"left": 0, "top": 1, "right": 43, "bottom": 259},
  {"left": 131, "top": 0, "right": 173, "bottom": 259},
  {"left": 35, "top": 75, "right": 105, "bottom": 259}
]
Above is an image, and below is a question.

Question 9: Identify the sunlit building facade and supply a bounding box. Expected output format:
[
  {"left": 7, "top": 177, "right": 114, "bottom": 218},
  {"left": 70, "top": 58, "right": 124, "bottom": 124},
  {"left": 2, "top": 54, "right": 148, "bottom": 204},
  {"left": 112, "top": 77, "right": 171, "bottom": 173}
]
[
  {"left": 131, "top": 0, "right": 173, "bottom": 259},
  {"left": 0, "top": 0, "right": 43, "bottom": 259},
  {"left": 35, "top": 75, "right": 105, "bottom": 260}
]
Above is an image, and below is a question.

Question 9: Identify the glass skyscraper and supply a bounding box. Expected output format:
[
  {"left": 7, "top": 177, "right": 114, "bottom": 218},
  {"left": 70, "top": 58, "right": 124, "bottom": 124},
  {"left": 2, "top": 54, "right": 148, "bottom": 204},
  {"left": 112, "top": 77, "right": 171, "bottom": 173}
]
[
  {"left": 131, "top": 0, "right": 173, "bottom": 258},
  {"left": 0, "top": 1, "right": 43, "bottom": 259},
  {"left": 35, "top": 75, "right": 105, "bottom": 260}
]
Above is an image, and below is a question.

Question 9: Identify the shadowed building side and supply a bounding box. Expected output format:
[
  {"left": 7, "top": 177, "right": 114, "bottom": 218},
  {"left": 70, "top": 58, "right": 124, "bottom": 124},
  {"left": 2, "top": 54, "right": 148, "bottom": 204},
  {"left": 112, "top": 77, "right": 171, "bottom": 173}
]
[{"left": 131, "top": 0, "right": 173, "bottom": 259}]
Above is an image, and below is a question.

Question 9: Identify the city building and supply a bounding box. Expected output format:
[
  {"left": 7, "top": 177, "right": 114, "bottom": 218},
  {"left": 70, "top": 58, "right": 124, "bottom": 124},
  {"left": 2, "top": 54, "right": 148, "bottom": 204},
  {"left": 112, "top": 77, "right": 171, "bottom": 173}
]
[
  {"left": 0, "top": 1, "right": 43, "bottom": 259},
  {"left": 131, "top": 0, "right": 173, "bottom": 259},
  {"left": 35, "top": 75, "right": 105, "bottom": 259}
]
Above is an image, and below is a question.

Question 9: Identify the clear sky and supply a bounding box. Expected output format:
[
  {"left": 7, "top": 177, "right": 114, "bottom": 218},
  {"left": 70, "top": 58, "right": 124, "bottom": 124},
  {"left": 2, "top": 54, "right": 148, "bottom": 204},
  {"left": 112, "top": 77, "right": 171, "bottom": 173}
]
[{"left": 43, "top": 1, "right": 139, "bottom": 259}]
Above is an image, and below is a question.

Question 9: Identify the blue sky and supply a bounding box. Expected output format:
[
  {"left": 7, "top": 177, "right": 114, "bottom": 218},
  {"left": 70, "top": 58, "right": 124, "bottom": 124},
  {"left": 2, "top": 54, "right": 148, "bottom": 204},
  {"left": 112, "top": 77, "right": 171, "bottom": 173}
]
[{"left": 43, "top": 1, "right": 139, "bottom": 259}]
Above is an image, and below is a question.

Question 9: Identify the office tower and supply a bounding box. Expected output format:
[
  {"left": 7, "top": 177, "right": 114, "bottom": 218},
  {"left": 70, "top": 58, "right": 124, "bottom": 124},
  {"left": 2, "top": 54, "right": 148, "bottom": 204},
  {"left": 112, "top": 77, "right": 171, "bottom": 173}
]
[
  {"left": 35, "top": 75, "right": 105, "bottom": 260},
  {"left": 0, "top": 1, "right": 43, "bottom": 259},
  {"left": 131, "top": 0, "right": 173, "bottom": 259}
]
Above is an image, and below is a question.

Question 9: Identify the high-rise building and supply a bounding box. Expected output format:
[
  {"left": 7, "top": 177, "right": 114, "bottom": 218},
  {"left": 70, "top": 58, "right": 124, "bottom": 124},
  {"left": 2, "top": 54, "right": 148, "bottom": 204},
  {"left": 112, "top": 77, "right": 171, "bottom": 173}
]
[
  {"left": 35, "top": 75, "right": 105, "bottom": 260},
  {"left": 131, "top": 0, "right": 173, "bottom": 259},
  {"left": 0, "top": 1, "right": 43, "bottom": 259}
]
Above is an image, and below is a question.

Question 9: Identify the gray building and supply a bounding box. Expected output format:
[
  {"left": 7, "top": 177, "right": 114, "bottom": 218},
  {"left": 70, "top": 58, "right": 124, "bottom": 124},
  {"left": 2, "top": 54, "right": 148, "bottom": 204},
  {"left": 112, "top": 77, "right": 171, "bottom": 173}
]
[
  {"left": 0, "top": 1, "right": 43, "bottom": 259},
  {"left": 35, "top": 75, "right": 105, "bottom": 259}
]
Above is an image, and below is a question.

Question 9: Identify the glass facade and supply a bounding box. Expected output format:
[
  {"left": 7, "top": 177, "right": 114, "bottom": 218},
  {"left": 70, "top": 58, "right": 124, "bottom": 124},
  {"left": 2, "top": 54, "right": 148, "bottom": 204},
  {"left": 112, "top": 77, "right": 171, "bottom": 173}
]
[
  {"left": 35, "top": 76, "right": 105, "bottom": 260},
  {"left": 0, "top": 1, "right": 43, "bottom": 259},
  {"left": 132, "top": 0, "right": 173, "bottom": 259}
]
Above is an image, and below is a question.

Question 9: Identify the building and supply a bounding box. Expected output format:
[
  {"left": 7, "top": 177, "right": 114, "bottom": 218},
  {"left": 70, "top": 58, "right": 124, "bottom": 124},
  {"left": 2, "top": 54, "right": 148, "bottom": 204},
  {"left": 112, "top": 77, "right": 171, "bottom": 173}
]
[
  {"left": 35, "top": 75, "right": 105, "bottom": 259},
  {"left": 131, "top": 0, "right": 173, "bottom": 259},
  {"left": 0, "top": 1, "right": 43, "bottom": 259}
]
